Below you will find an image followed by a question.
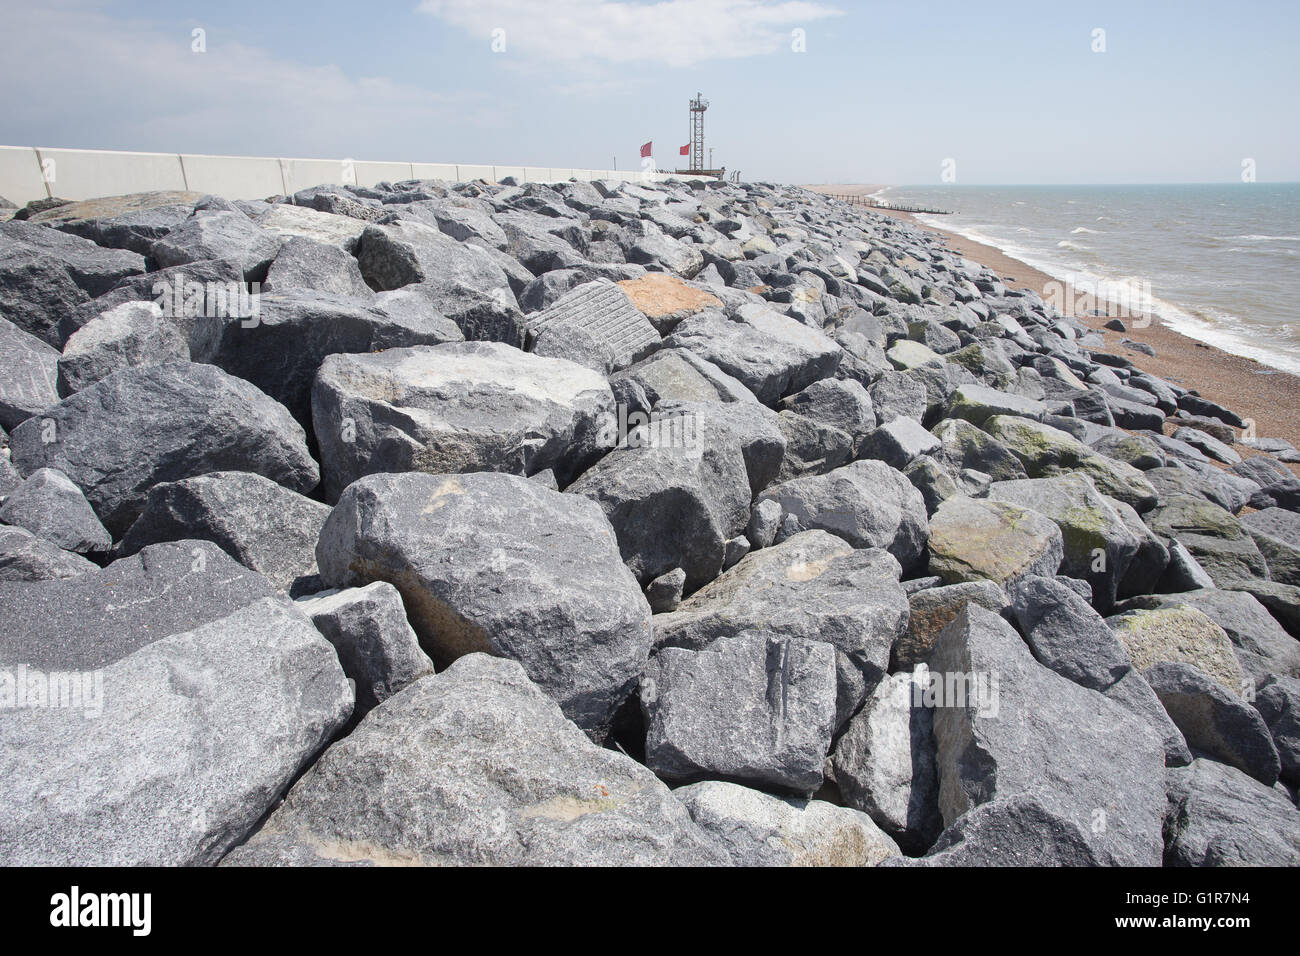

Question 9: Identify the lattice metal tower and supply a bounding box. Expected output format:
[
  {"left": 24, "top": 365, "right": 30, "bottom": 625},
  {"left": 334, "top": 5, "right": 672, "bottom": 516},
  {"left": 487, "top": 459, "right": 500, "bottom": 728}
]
[{"left": 689, "top": 93, "right": 709, "bottom": 173}]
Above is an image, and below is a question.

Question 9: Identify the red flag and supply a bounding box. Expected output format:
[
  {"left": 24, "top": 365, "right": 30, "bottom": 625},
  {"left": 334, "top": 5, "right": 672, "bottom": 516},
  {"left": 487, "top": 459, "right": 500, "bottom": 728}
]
[
  {"left": 680, "top": 144, "right": 690, "bottom": 156},
  {"left": 639, "top": 141, "right": 652, "bottom": 158}
]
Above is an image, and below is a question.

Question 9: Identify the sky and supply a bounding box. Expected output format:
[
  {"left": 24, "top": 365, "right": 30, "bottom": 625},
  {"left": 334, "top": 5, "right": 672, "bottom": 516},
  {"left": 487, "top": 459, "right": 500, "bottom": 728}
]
[{"left": 2, "top": 0, "right": 1297, "bottom": 185}]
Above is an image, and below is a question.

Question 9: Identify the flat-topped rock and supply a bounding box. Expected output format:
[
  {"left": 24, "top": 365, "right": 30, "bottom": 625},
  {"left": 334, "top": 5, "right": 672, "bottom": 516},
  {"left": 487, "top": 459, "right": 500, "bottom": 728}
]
[
  {"left": 526, "top": 279, "right": 660, "bottom": 370},
  {"left": 312, "top": 341, "right": 614, "bottom": 501},
  {"left": 927, "top": 496, "right": 1064, "bottom": 588},
  {"left": 316, "top": 471, "right": 652, "bottom": 739}
]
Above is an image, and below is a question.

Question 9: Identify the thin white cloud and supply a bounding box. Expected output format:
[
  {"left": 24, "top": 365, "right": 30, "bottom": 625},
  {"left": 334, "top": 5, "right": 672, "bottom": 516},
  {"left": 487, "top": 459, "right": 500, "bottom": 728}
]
[
  {"left": 419, "top": 0, "right": 844, "bottom": 68},
  {"left": 0, "top": 0, "right": 486, "bottom": 157}
]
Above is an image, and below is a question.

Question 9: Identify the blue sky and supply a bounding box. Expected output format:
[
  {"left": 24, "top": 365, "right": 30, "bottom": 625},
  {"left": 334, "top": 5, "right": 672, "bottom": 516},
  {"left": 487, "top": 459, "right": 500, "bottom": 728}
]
[{"left": 2, "top": 0, "right": 1297, "bottom": 184}]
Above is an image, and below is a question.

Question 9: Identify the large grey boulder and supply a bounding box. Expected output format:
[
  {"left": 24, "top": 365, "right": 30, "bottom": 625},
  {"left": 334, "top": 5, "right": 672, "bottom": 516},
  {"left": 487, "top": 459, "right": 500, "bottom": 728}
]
[
  {"left": 988, "top": 474, "right": 1139, "bottom": 610},
  {"left": 1144, "top": 662, "right": 1280, "bottom": 785},
  {"left": 150, "top": 209, "right": 282, "bottom": 280},
  {"left": 611, "top": 347, "right": 756, "bottom": 407},
  {"left": 1009, "top": 575, "right": 1132, "bottom": 690},
  {"left": 27, "top": 191, "right": 199, "bottom": 255},
  {"left": 9, "top": 362, "right": 318, "bottom": 537},
  {"left": 118, "top": 471, "right": 331, "bottom": 592},
  {"left": 1253, "top": 674, "right": 1300, "bottom": 785},
  {"left": 222, "top": 655, "right": 724, "bottom": 866},
  {"left": 1232, "top": 454, "right": 1300, "bottom": 510},
  {"left": 267, "top": 193, "right": 379, "bottom": 238},
  {"left": 858, "top": 416, "right": 941, "bottom": 470},
  {"left": 400, "top": 198, "right": 507, "bottom": 247},
  {"left": 641, "top": 633, "right": 838, "bottom": 793},
  {"left": 57, "top": 300, "right": 189, "bottom": 397},
  {"left": 0, "top": 316, "right": 59, "bottom": 429},
  {"left": 392, "top": 277, "right": 529, "bottom": 347},
  {"left": 296, "top": 582, "right": 434, "bottom": 717},
  {"left": 1144, "top": 494, "right": 1269, "bottom": 589},
  {"left": 0, "top": 524, "right": 97, "bottom": 582},
  {"left": 256, "top": 201, "right": 371, "bottom": 251},
  {"left": 927, "top": 496, "right": 1064, "bottom": 589},
  {"left": 1164, "top": 758, "right": 1300, "bottom": 866},
  {"left": 928, "top": 606, "right": 1167, "bottom": 866},
  {"left": 0, "top": 598, "right": 352, "bottom": 865},
  {"left": 1103, "top": 669, "right": 1193, "bottom": 766},
  {"left": 983, "top": 415, "right": 1158, "bottom": 511},
  {"left": 664, "top": 308, "right": 841, "bottom": 404},
  {"left": 0, "top": 220, "right": 146, "bottom": 345},
  {"left": 566, "top": 401, "right": 759, "bottom": 591},
  {"left": 355, "top": 220, "right": 516, "bottom": 300},
  {"left": 651, "top": 531, "right": 909, "bottom": 726},
  {"left": 870, "top": 372, "right": 927, "bottom": 423},
  {"left": 263, "top": 236, "right": 373, "bottom": 298},
  {"left": 1109, "top": 495, "right": 1171, "bottom": 597},
  {"left": 315, "top": 471, "right": 652, "bottom": 739},
  {"left": 831, "top": 669, "right": 942, "bottom": 852},
  {"left": 673, "top": 780, "right": 900, "bottom": 866},
  {"left": 929, "top": 417, "right": 1028, "bottom": 483},
  {"left": 313, "top": 342, "right": 613, "bottom": 501},
  {"left": 1240, "top": 507, "right": 1300, "bottom": 587},
  {"left": 903, "top": 455, "right": 960, "bottom": 515},
  {"left": 626, "top": 220, "right": 705, "bottom": 277},
  {"left": 0, "top": 539, "right": 280, "bottom": 669},
  {"left": 0, "top": 467, "right": 110, "bottom": 555},
  {"left": 59, "top": 257, "right": 245, "bottom": 353},
  {"left": 756, "top": 459, "right": 928, "bottom": 572},
  {"left": 1146, "top": 462, "right": 1259, "bottom": 515},
  {"left": 779, "top": 378, "right": 875, "bottom": 449},
  {"left": 903, "top": 793, "right": 1102, "bottom": 866},
  {"left": 195, "top": 289, "right": 464, "bottom": 430}
]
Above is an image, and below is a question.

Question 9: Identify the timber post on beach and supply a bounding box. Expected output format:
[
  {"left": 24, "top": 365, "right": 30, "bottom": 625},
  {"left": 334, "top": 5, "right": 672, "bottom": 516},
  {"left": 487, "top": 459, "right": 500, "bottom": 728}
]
[{"left": 826, "top": 191, "right": 954, "bottom": 215}]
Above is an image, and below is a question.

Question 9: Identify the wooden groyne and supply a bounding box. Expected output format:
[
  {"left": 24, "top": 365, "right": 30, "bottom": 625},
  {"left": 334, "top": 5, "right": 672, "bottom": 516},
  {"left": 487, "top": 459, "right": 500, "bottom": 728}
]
[{"left": 822, "top": 192, "right": 953, "bottom": 215}]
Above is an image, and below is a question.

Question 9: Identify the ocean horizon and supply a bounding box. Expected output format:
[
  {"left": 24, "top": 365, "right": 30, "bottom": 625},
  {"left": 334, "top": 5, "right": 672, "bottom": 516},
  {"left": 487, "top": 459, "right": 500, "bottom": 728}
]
[{"left": 878, "top": 183, "right": 1300, "bottom": 376}]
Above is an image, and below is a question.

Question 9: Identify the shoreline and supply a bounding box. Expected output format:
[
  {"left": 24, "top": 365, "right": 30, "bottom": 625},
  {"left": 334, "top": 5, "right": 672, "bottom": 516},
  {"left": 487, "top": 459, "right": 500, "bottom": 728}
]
[{"left": 803, "top": 183, "right": 1300, "bottom": 458}]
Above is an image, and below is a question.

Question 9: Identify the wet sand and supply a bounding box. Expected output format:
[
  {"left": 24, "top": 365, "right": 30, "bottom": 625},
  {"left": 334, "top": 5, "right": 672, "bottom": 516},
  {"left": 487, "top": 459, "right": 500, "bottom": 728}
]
[{"left": 803, "top": 183, "right": 1300, "bottom": 459}]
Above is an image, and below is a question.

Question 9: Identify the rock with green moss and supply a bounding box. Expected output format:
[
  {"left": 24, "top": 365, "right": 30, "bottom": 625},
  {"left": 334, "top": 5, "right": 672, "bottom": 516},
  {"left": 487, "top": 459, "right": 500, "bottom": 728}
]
[
  {"left": 1116, "top": 588, "right": 1300, "bottom": 682},
  {"left": 982, "top": 415, "right": 1158, "bottom": 511},
  {"left": 927, "top": 496, "right": 1063, "bottom": 589},
  {"left": 1105, "top": 606, "right": 1247, "bottom": 696},
  {"left": 1144, "top": 494, "right": 1269, "bottom": 589},
  {"left": 988, "top": 474, "right": 1139, "bottom": 610},
  {"left": 906, "top": 319, "right": 960, "bottom": 355},
  {"left": 944, "top": 383, "right": 1046, "bottom": 427},
  {"left": 931, "top": 417, "right": 1028, "bottom": 483},
  {"left": 1087, "top": 430, "right": 1166, "bottom": 470},
  {"left": 945, "top": 341, "right": 1016, "bottom": 388}
]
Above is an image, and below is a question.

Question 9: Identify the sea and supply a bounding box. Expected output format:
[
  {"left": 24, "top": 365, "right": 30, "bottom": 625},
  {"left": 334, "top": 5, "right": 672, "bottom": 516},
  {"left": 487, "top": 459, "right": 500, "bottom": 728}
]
[{"left": 874, "top": 184, "right": 1300, "bottom": 376}]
